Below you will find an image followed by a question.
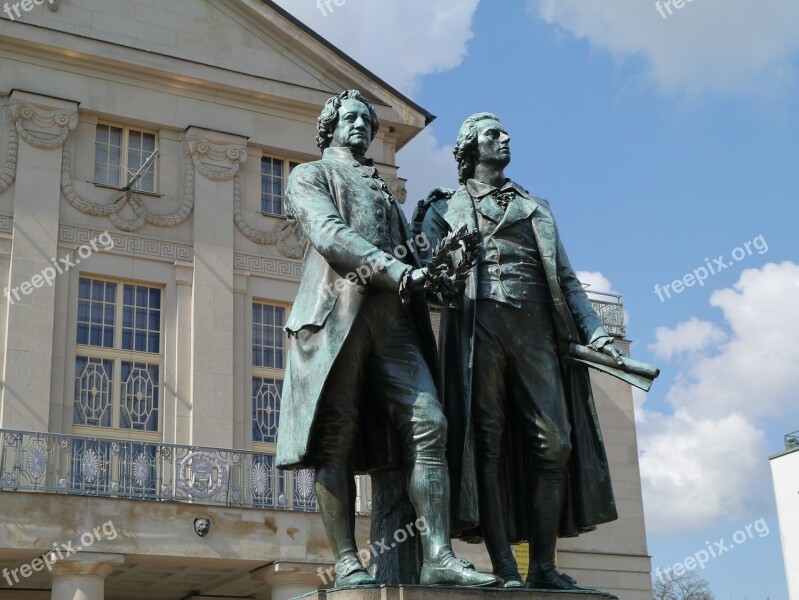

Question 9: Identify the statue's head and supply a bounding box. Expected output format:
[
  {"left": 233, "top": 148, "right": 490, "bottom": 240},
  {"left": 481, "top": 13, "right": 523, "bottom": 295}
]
[
  {"left": 316, "top": 90, "right": 380, "bottom": 156},
  {"left": 453, "top": 112, "right": 510, "bottom": 184}
]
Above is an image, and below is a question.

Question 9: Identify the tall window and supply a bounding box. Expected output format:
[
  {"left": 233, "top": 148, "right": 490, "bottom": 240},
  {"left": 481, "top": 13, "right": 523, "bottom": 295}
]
[
  {"left": 251, "top": 302, "right": 286, "bottom": 447},
  {"left": 95, "top": 123, "right": 158, "bottom": 193},
  {"left": 73, "top": 277, "right": 163, "bottom": 439},
  {"left": 261, "top": 156, "right": 301, "bottom": 215},
  {"left": 250, "top": 301, "right": 314, "bottom": 509}
]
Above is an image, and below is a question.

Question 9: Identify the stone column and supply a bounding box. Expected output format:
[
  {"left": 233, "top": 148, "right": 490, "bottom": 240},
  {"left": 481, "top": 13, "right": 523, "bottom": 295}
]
[
  {"left": 232, "top": 272, "right": 249, "bottom": 449},
  {"left": 252, "top": 561, "right": 329, "bottom": 600},
  {"left": 185, "top": 130, "right": 247, "bottom": 448},
  {"left": 173, "top": 261, "right": 194, "bottom": 445},
  {"left": 0, "top": 92, "right": 77, "bottom": 432},
  {"left": 49, "top": 553, "right": 124, "bottom": 600}
]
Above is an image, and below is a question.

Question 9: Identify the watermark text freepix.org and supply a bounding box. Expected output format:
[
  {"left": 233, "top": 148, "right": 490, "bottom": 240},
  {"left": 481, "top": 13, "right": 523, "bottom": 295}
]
[
  {"left": 316, "top": 517, "right": 429, "bottom": 584},
  {"left": 654, "top": 517, "right": 768, "bottom": 584},
  {"left": 2, "top": 520, "right": 118, "bottom": 586},
  {"left": 317, "top": 0, "right": 347, "bottom": 17},
  {"left": 3, "top": 0, "right": 55, "bottom": 21},
  {"left": 319, "top": 232, "right": 431, "bottom": 298},
  {"left": 655, "top": 0, "right": 698, "bottom": 19},
  {"left": 653, "top": 234, "right": 767, "bottom": 302},
  {"left": 4, "top": 230, "right": 114, "bottom": 305}
]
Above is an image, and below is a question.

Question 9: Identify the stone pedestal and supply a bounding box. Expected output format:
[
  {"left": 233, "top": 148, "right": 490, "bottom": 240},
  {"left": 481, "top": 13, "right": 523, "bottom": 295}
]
[{"left": 294, "top": 587, "right": 618, "bottom": 600}]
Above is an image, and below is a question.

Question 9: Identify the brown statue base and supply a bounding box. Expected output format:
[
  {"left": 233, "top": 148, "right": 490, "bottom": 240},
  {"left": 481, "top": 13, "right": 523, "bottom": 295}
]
[{"left": 295, "top": 586, "right": 618, "bottom": 600}]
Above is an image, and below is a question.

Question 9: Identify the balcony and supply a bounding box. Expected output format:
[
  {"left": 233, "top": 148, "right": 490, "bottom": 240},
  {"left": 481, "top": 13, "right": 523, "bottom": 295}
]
[
  {"left": 0, "top": 428, "right": 371, "bottom": 513},
  {"left": 785, "top": 431, "right": 799, "bottom": 451},
  {"left": 588, "top": 291, "right": 626, "bottom": 339}
]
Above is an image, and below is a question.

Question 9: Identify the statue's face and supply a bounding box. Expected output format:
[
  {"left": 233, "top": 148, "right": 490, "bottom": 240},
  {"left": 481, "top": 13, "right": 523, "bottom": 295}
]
[
  {"left": 474, "top": 119, "right": 511, "bottom": 168},
  {"left": 330, "top": 98, "right": 373, "bottom": 156}
]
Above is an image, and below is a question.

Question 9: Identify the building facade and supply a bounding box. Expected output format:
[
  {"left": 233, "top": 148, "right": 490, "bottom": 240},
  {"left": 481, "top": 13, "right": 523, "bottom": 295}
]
[
  {"left": 770, "top": 432, "right": 799, "bottom": 599},
  {"left": 0, "top": 1, "right": 652, "bottom": 598}
]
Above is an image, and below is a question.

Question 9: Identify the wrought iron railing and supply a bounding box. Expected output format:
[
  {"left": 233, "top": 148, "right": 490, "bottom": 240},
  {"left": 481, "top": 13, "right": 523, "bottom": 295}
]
[
  {"left": 588, "top": 291, "right": 626, "bottom": 339},
  {"left": 0, "top": 429, "right": 372, "bottom": 514},
  {"left": 785, "top": 431, "right": 799, "bottom": 451}
]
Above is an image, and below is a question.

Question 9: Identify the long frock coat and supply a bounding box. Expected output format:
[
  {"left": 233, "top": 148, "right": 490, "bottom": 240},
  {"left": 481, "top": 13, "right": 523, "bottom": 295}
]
[
  {"left": 276, "top": 146, "right": 438, "bottom": 473},
  {"left": 412, "top": 183, "right": 618, "bottom": 542}
]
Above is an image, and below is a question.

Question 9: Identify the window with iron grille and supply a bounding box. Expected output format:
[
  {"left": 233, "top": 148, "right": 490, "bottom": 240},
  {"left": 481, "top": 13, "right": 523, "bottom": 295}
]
[{"left": 73, "top": 277, "right": 163, "bottom": 440}]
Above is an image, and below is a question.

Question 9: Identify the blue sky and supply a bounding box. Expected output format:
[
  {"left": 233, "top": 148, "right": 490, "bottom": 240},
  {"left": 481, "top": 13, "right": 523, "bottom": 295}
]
[{"left": 277, "top": 1, "right": 798, "bottom": 597}]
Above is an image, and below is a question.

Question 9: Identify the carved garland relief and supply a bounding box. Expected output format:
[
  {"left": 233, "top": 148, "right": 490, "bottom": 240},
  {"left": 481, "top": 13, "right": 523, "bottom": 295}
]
[{"left": 0, "top": 101, "right": 303, "bottom": 259}]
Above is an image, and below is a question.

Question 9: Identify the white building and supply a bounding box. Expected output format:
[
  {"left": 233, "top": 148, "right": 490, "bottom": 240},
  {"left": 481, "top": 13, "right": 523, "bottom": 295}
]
[
  {"left": 770, "top": 432, "right": 799, "bottom": 599},
  {"left": 0, "top": 1, "right": 653, "bottom": 598}
]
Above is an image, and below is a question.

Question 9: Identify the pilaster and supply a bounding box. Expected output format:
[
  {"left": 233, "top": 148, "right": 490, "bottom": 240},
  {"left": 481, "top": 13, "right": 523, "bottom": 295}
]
[{"left": 0, "top": 91, "right": 78, "bottom": 431}]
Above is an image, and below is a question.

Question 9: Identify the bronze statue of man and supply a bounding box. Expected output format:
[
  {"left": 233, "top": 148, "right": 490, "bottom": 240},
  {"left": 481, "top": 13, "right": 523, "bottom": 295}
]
[
  {"left": 275, "top": 91, "right": 498, "bottom": 589},
  {"left": 413, "top": 113, "right": 620, "bottom": 590}
]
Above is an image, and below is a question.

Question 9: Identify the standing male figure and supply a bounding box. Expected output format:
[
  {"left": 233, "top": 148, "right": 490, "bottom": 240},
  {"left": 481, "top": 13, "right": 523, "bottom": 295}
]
[
  {"left": 275, "top": 91, "right": 497, "bottom": 589},
  {"left": 414, "top": 113, "right": 620, "bottom": 590}
]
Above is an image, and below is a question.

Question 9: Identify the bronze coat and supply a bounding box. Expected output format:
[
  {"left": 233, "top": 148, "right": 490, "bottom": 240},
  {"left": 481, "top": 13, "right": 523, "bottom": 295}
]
[
  {"left": 413, "top": 183, "right": 618, "bottom": 541},
  {"left": 276, "top": 147, "right": 437, "bottom": 472}
]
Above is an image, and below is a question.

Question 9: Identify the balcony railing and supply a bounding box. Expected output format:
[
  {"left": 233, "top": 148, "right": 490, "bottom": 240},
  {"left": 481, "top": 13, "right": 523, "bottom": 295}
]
[
  {"left": 785, "top": 431, "right": 799, "bottom": 451},
  {"left": 588, "top": 291, "right": 626, "bottom": 339},
  {"left": 0, "top": 429, "right": 372, "bottom": 514}
]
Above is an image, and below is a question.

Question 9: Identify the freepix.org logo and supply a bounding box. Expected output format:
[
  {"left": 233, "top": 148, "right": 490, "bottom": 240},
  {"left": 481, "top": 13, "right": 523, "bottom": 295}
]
[
  {"left": 316, "top": 0, "right": 347, "bottom": 18},
  {"left": 655, "top": 0, "right": 698, "bottom": 20},
  {"left": 2, "top": 520, "right": 118, "bottom": 586},
  {"left": 3, "top": 0, "right": 57, "bottom": 21},
  {"left": 653, "top": 234, "right": 768, "bottom": 303},
  {"left": 4, "top": 230, "right": 114, "bottom": 305}
]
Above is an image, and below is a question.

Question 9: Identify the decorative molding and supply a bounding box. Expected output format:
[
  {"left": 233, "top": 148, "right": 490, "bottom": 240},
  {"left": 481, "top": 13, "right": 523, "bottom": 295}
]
[
  {"left": 0, "top": 214, "right": 13, "bottom": 235},
  {"left": 0, "top": 114, "right": 18, "bottom": 195},
  {"left": 188, "top": 137, "right": 247, "bottom": 181},
  {"left": 0, "top": 104, "right": 302, "bottom": 259},
  {"left": 234, "top": 252, "right": 302, "bottom": 281},
  {"left": 174, "top": 261, "right": 194, "bottom": 287},
  {"left": 11, "top": 101, "right": 77, "bottom": 150},
  {"left": 60, "top": 136, "right": 195, "bottom": 233},
  {"left": 232, "top": 175, "right": 302, "bottom": 259},
  {"left": 59, "top": 225, "right": 193, "bottom": 263}
]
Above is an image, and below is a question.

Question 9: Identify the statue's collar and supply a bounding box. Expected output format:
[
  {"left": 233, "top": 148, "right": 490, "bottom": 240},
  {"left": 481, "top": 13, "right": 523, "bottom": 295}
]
[
  {"left": 466, "top": 178, "right": 526, "bottom": 199},
  {"left": 322, "top": 146, "right": 374, "bottom": 167}
]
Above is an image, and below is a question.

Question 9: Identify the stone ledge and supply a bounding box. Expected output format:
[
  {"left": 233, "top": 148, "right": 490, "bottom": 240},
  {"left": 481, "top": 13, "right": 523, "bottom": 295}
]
[{"left": 296, "top": 586, "right": 618, "bottom": 600}]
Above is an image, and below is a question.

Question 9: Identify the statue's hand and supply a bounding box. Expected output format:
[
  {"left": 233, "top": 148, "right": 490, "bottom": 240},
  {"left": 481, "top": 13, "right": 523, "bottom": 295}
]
[
  {"left": 602, "top": 343, "right": 625, "bottom": 366},
  {"left": 436, "top": 271, "right": 462, "bottom": 297},
  {"left": 409, "top": 267, "right": 430, "bottom": 291}
]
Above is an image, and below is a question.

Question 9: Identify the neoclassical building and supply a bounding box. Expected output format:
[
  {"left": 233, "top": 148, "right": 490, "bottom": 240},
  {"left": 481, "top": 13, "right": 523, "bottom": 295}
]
[
  {"left": 770, "top": 432, "right": 799, "bottom": 599},
  {"left": 0, "top": 1, "right": 652, "bottom": 598}
]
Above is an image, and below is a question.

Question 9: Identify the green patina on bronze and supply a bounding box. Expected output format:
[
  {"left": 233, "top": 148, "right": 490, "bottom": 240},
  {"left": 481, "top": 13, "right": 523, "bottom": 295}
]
[
  {"left": 412, "top": 112, "right": 656, "bottom": 591},
  {"left": 275, "top": 91, "right": 498, "bottom": 589}
]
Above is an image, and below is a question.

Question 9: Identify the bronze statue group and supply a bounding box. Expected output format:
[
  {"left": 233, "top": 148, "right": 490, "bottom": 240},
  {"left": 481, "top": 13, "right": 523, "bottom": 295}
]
[{"left": 275, "top": 90, "right": 655, "bottom": 592}]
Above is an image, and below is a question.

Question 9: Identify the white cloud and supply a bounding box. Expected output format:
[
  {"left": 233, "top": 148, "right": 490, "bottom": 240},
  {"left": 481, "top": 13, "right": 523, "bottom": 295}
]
[
  {"left": 577, "top": 270, "right": 617, "bottom": 295},
  {"left": 638, "top": 262, "right": 799, "bottom": 534},
  {"left": 666, "top": 262, "right": 799, "bottom": 420},
  {"left": 649, "top": 317, "right": 726, "bottom": 360},
  {"left": 638, "top": 410, "right": 769, "bottom": 535},
  {"left": 530, "top": 0, "right": 799, "bottom": 96},
  {"left": 272, "top": 0, "right": 480, "bottom": 95}
]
